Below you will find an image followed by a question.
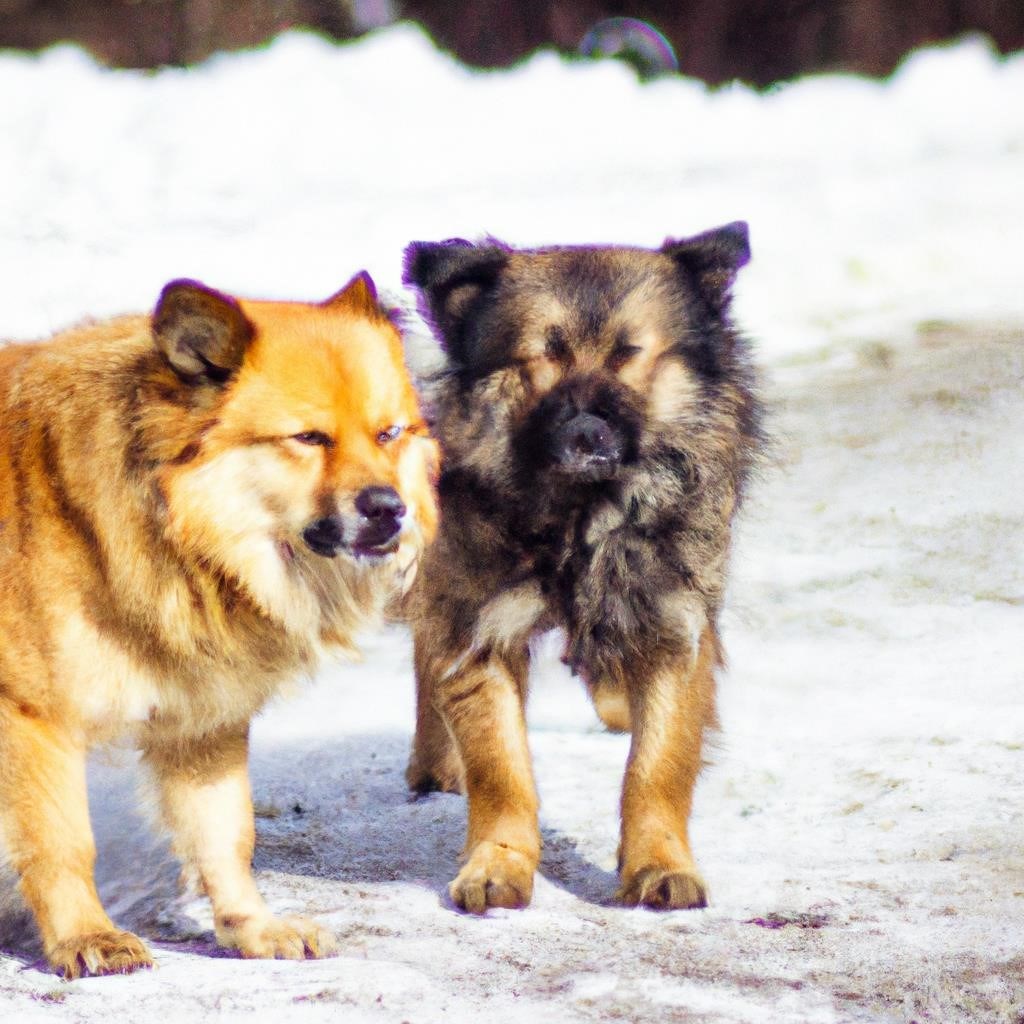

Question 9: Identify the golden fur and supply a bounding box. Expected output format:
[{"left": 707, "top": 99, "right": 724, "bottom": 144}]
[{"left": 0, "top": 273, "right": 437, "bottom": 977}]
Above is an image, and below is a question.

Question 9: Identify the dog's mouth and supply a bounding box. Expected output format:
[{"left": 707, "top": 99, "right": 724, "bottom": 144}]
[
  {"left": 350, "top": 538, "right": 401, "bottom": 560},
  {"left": 301, "top": 530, "right": 342, "bottom": 558},
  {"left": 349, "top": 513, "right": 403, "bottom": 558},
  {"left": 551, "top": 450, "right": 622, "bottom": 481},
  {"left": 299, "top": 523, "right": 402, "bottom": 561}
]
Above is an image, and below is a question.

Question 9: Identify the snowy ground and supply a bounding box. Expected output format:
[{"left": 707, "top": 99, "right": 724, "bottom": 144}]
[{"left": 1, "top": 24, "right": 1022, "bottom": 1024}]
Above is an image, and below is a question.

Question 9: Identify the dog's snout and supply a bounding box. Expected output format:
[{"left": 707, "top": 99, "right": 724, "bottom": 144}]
[
  {"left": 353, "top": 486, "right": 405, "bottom": 554},
  {"left": 301, "top": 490, "right": 406, "bottom": 560},
  {"left": 355, "top": 486, "right": 406, "bottom": 522},
  {"left": 302, "top": 515, "right": 345, "bottom": 558},
  {"left": 554, "top": 412, "right": 622, "bottom": 476}
]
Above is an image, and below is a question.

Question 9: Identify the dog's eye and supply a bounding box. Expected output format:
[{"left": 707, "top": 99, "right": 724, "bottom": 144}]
[
  {"left": 606, "top": 344, "right": 643, "bottom": 372},
  {"left": 376, "top": 425, "right": 403, "bottom": 445},
  {"left": 544, "top": 326, "right": 571, "bottom": 363},
  {"left": 292, "top": 431, "right": 334, "bottom": 447}
]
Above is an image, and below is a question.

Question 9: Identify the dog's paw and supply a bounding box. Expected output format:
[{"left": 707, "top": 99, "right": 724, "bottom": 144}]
[
  {"left": 49, "top": 929, "right": 153, "bottom": 980},
  {"left": 617, "top": 866, "right": 708, "bottom": 910},
  {"left": 449, "top": 841, "right": 536, "bottom": 913},
  {"left": 218, "top": 914, "right": 339, "bottom": 960}
]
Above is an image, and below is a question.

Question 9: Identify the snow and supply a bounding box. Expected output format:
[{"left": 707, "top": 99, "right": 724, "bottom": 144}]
[{"left": 1, "top": 23, "right": 1023, "bottom": 1024}]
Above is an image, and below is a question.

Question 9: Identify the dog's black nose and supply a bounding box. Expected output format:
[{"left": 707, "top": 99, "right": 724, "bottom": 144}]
[
  {"left": 355, "top": 486, "right": 406, "bottom": 522},
  {"left": 353, "top": 486, "right": 405, "bottom": 554},
  {"left": 564, "top": 414, "right": 614, "bottom": 457},
  {"left": 302, "top": 516, "right": 345, "bottom": 557},
  {"left": 554, "top": 412, "right": 621, "bottom": 476}
]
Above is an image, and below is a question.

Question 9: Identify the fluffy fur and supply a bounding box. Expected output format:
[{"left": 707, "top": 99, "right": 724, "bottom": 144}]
[
  {"left": 403, "top": 223, "right": 761, "bottom": 912},
  {"left": 0, "top": 273, "right": 438, "bottom": 977}
]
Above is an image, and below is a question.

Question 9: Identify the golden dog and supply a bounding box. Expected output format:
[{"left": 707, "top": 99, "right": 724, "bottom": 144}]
[{"left": 0, "top": 273, "right": 438, "bottom": 977}]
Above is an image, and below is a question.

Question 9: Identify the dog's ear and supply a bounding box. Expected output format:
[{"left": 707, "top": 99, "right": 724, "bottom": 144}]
[
  {"left": 322, "top": 270, "right": 380, "bottom": 317},
  {"left": 662, "top": 221, "right": 750, "bottom": 314},
  {"left": 153, "top": 279, "right": 254, "bottom": 384},
  {"left": 403, "top": 239, "right": 509, "bottom": 361}
]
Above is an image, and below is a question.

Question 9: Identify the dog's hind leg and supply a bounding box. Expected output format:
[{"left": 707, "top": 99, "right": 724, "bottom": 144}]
[
  {"left": 616, "top": 627, "right": 718, "bottom": 910},
  {"left": 144, "top": 724, "right": 338, "bottom": 960},
  {"left": 0, "top": 698, "right": 152, "bottom": 978},
  {"left": 406, "top": 631, "right": 465, "bottom": 795}
]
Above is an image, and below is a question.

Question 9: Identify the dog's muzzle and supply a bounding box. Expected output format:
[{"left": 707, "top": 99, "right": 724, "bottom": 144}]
[
  {"left": 301, "top": 486, "right": 406, "bottom": 559},
  {"left": 352, "top": 485, "right": 406, "bottom": 556}
]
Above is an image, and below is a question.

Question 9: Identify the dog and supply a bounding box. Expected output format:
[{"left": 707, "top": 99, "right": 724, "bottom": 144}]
[
  {"left": 0, "top": 272, "right": 438, "bottom": 977},
  {"left": 402, "top": 223, "right": 761, "bottom": 913}
]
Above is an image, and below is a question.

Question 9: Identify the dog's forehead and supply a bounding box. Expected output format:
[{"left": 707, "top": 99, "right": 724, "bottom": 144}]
[
  {"left": 232, "top": 303, "right": 417, "bottom": 432},
  {"left": 510, "top": 246, "right": 664, "bottom": 290},
  {"left": 502, "top": 247, "right": 676, "bottom": 343}
]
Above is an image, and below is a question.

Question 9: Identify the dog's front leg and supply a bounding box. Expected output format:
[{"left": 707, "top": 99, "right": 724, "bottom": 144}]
[
  {"left": 616, "top": 628, "right": 718, "bottom": 910},
  {"left": 0, "top": 699, "right": 153, "bottom": 978},
  {"left": 144, "top": 725, "right": 337, "bottom": 959},
  {"left": 436, "top": 647, "right": 540, "bottom": 912}
]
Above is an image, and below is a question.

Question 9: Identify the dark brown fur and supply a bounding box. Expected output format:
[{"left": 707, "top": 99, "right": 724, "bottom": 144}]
[{"left": 403, "top": 223, "right": 761, "bottom": 911}]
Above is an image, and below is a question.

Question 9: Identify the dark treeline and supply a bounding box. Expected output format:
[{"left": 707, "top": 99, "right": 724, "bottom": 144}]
[{"left": 1, "top": 0, "right": 1022, "bottom": 84}]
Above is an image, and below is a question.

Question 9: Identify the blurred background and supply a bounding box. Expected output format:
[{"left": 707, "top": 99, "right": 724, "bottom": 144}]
[
  {"left": 2, "top": 0, "right": 1023, "bottom": 84},
  {"left": 1, "top": 5, "right": 1022, "bottom": 1022}
]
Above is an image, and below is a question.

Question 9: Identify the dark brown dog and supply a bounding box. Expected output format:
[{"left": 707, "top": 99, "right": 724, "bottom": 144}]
[{"left": 402, "top": 223, "right": 762, "bottom": 912}]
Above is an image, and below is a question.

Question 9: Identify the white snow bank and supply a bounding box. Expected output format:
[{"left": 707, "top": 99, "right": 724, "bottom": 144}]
[{"left": 1, "top": 26, "right": 1022, "bottom": 360}]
